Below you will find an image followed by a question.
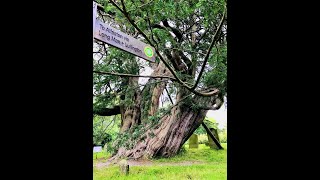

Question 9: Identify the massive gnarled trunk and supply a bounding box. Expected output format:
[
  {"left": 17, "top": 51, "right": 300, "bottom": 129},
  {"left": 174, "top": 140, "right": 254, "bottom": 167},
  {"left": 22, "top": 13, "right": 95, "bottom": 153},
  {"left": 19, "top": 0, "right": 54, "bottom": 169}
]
[
  {"left": 93, "top": 0, "right": 227, "bottom": 162},
  {"left": 119, "top": 77, "right": 141, "bottom": 133},
  {"left": 108, "top": 87, "right": 217, "bottom": 161},
  {"left": 114, "top": 108, "right": 209, "bottom": 160},
  {"left": 105, "top": 59, "right": 221, "bottom": 161},
  {"left": 96, "top": 61, "right": 222, "bottom": 162}
]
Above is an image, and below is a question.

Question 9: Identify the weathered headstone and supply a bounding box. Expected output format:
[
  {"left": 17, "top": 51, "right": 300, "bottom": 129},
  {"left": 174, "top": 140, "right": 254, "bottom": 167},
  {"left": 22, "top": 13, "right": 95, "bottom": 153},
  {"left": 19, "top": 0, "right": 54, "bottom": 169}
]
[
  {"left": 189, "top": 134, "right": 199, "bottom": 148},
  {"left": 119, "top": 159, "right": 129, "bottom": 175},
  {"left": 207, "top": 128, "right": 220, "bottom": 149}
]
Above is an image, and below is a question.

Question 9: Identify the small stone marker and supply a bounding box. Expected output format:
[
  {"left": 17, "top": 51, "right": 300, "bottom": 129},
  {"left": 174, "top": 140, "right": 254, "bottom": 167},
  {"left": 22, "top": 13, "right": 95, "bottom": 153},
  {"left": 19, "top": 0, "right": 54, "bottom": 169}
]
[
  {"left": 189, "top": 134, "right": 199, "bottom": 148},
  {"left": 119, "top": 159, "right": 129, "bottom": 175}
]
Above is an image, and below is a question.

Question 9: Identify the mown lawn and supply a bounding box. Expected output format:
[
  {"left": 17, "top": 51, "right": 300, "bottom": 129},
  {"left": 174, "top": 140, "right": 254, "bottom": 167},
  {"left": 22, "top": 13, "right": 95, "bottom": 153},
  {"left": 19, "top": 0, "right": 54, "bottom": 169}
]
[{"left": 93, "top": 143, "right": 227, "bottom": 180}]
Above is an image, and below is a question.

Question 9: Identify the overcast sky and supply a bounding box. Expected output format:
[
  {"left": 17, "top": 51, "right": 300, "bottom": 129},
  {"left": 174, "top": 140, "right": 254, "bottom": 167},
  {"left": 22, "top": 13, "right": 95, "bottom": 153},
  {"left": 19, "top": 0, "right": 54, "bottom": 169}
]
[{"left": 206, "top": 102, "right": 227, "bottom": 129}]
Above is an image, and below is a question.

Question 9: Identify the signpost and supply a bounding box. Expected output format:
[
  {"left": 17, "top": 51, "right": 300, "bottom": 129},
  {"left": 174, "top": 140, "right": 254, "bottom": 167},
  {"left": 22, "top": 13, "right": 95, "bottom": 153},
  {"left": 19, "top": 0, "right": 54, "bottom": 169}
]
[
  {"left": 93, "top": 146, "right": 103, "bottom": 159},
  {"left": 93, "top": 2, "right": 156, "bottom": 62}
]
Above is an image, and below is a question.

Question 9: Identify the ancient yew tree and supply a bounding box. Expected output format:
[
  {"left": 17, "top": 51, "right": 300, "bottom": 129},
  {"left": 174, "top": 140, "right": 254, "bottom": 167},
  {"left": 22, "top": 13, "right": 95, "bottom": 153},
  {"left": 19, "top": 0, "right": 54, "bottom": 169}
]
[{"left": 93, "top": 0, "right": 227, "bottom": 161}]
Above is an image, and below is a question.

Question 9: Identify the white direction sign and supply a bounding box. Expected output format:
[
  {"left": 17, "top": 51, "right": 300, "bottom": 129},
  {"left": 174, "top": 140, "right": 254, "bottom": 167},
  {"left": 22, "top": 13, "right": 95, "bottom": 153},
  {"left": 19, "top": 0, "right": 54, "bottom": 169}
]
[
  {"left": 93, "top": 146, "right": 102, "bottom": 153},
  {"left": 94, "top": 18, "right": 156, "bottom": 62}
]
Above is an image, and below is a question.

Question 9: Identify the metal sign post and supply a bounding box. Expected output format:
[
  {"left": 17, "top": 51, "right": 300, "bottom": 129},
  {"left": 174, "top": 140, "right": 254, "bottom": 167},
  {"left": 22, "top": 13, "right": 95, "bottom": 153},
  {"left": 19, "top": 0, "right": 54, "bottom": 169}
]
[{"left": 93, "top": 146, "right": 102, "bottom": 159}]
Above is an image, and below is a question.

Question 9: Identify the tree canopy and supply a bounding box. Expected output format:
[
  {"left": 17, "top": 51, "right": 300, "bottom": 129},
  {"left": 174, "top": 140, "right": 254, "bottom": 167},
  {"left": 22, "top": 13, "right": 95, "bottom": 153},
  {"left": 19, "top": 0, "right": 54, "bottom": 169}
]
[
  {"left": 94, "top": 0, "right": 226, "bottom": 112},
  {"left": 93, "top": 0, "right": 227, "bottom": 159}
]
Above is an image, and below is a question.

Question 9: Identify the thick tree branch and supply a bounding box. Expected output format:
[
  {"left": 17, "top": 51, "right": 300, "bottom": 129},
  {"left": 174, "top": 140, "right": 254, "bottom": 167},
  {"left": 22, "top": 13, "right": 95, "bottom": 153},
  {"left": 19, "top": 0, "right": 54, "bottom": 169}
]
[
  {"left": 201, "top": 122, "right": 223, "bottom": 149},
  {"left": 151, "top": 20, "right": 182, "bottom": 42},
  {"left": 165, "top": 87, "right": 174, "bottom": 105},
  {"left": 151, "top": 24, "right": 166, "bottom": 30},
  {"left": 164, "top": 48, "right": 206, "bottom": 56},
  {"left": 120, "top": 0, "right": 127, "bottom": 12},
  {"left": 140, "top": 79, "right": 170, "bottom": 93},
  {"left": 93, "top": 70, "right": 176, "bottom": 81},
  {"left": 185, "top": 28, "right": 204, "bottom": 35},
  {"left": 105, "top": 1, "right": 220, "bottom": 97},
  {"left": 127, "top": 0, "right": 154, "bottom": 13},
  {"left": 199, "top": 96, "right": 223, "bottom": 110},
  {"left": 96, "top": 2, "right": 115, "bottom": 17},
  {"left": 192, "top": 8, "right": 226, "bottom": 90},
  {"left": 95, "top": 2, "right": 104, "bottom": 11},
  {"left": 163, "top": 49, "right": 180, "bottom": 71},
  {"left": 146, "top": 12, "right": 159, "bottom": 49},
  {"left": 108, "top": 0, "right": 189, "bottom": 87},
  {"left": 196, "top": 30, "right": 208, "bottom": 44},
  {"left": 94, "top": 106, "right": 121, "bottom": 116},
  {"left": 178, "top": 50, "right": 193, "bottom": 74},
  {"left": 162, "top": 19, "right": 183, "bottom": 42}
]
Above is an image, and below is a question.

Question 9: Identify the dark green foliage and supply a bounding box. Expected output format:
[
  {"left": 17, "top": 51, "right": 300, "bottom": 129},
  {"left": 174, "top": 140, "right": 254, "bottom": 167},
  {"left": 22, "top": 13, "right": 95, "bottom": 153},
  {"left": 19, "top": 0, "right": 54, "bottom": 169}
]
[
  {"left": 194, "top": 117, "right": 218, "bottom": 135},
  {"left": 93, "top": 115, "right": 120, "bottom": 147},
  {"left": 112, "top": 123, "right": 151, "bottom": 152},
  {"left": 203, "top": 44, "right": 227, "bottom": 94},
  {"left": 177, "top": 145, "right": 187, "bottom": 155},
  {"left": 94, "top": 0, "right": 227, "bottom": 115}
]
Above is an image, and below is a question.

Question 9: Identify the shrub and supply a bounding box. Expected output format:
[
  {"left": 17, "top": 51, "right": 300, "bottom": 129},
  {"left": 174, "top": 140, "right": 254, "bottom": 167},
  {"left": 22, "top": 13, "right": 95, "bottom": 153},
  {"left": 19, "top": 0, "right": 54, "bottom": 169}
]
[{"left": 198, "top": 134, "right": 209, "bottom": 144}]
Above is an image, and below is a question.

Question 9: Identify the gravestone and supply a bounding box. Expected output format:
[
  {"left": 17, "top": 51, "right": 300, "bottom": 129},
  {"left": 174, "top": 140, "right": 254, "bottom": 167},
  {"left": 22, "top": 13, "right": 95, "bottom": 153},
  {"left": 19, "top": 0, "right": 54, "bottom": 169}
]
[
  {"left": 189, "top": 134, "right": 198, "bottom": 148},
  {"left": 119, "top": 159, "right": 129, "bottom": 175},
  {"left": 207, "top": 128, "right": 220, "bottom": 149}
]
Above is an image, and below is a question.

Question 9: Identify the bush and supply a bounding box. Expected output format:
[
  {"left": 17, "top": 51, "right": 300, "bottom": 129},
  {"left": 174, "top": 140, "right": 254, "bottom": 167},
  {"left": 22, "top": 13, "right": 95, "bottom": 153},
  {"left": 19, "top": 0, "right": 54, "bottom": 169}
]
[
  {"left": 198, "top": 134, "right": 209, "bottom": 145},
  {"left": 218, "top": 129, "right": 227, "bottom": 143},
  {"left": 219, "top": 133, "right": 227, "bottom": 143},
  {"left": 177, "top": 145, "right": 187, "bottom": 155}
]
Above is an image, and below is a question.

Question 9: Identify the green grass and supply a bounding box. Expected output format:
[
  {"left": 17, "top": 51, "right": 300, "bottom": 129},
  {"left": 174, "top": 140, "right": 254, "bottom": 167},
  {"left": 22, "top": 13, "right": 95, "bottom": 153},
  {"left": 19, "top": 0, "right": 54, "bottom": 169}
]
[
  {"left": 93, "top": 151, "right": 110, "bottom": 160},
  {"left": 154, "top": 143, "right": 227, "bottom": 163},
  {"left": 94, "top": 164, "right": 226, "bottom": 180},
  {"left": 93, "top": 143, "right": 227, "bottom": 180}
]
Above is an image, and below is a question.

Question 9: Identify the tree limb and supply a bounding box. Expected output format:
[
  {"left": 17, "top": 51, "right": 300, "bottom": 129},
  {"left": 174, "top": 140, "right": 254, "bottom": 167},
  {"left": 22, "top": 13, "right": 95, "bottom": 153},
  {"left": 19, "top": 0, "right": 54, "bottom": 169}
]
[
  {"left": 201, "top": 122, "right": 223, "bottom": 149},
  {"left": 165, "top": 87, "right": 174, "bottom": 105},
  {"left": 108, "top": 0, "right": 190, "bottom": 88},
  {"left": 192, "top": 7, "right": 226, "bottom": 90},
  {"left": 127, "top": 0, "right": 154, "bottom": 13},
  {"left": 105, "top": 0, "right": 220, "bottom": 97},
  {"left": 199, "top": 96, "right": 223, "bottom": 110},
  {"left": 162, "top": 19, "right": 183, "bottom": 42},
  {"left": 178, "top": 50, "right": 193, "bottom": 74},
  {"left": 146, "top": 12, "right": 159, "bottom": 49},
  {"left": 93, "top": 70, "right": 176, "bottom": 81},
  {"left": 196, "top": 29, "right": 208, "bottom": 44}
]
